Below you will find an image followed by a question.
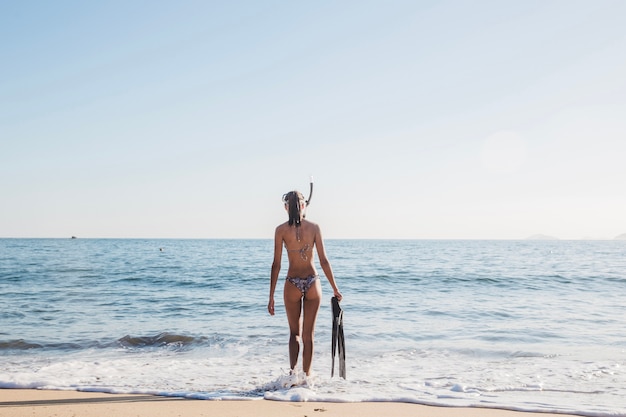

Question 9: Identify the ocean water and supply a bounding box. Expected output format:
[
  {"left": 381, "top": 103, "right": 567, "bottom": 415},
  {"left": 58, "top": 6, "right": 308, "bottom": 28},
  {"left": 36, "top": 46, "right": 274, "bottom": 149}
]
[{"left": 1, "top": 238, "right": 625, "bottom": 416}]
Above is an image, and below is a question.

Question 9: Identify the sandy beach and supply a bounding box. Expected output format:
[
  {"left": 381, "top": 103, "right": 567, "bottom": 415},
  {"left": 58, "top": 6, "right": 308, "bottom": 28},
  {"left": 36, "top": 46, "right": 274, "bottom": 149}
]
[{"left": 0, "top": 389, "right": 583, "bottom": 417}]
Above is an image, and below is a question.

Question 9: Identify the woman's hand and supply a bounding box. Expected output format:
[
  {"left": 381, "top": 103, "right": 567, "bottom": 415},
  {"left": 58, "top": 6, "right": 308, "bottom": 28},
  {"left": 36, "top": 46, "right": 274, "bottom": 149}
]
[
  {"left": 334, "top": 290, "right": 343, "bottom": 302},
  {"left": 268, "top": 298, "right": 275, "bottom": 316}
]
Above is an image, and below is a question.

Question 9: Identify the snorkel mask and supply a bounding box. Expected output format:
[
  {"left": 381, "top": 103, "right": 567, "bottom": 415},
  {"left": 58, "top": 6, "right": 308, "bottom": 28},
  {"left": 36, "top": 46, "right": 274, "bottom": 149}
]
[{"left": 282, "top": 176, "right": 314, "bottom": 207}]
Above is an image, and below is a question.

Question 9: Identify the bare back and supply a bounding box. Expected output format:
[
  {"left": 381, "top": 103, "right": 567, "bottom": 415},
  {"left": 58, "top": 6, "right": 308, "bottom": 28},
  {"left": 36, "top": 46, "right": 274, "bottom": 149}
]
[
  {"left": 277, "top": 219, "right": 318, "bottom": 278},
  {"left": 269, "top": 214, "right": 339, "bottom": 316}
]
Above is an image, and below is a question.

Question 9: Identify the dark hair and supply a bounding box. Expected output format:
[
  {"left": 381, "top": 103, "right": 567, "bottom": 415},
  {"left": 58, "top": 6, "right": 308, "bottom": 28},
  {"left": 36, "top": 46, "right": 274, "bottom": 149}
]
[{"left": 282, "top": 191, "right": 305, "bottom": 227}]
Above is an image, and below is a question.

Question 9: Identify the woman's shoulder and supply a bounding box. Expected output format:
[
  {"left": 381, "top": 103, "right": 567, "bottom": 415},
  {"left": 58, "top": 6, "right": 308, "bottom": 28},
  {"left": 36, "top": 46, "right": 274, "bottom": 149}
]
[
  {"left": 302, "top": 219, "right": 322, "bottom": 235},
  {"left": 302, "top": 219, "right": 319, "bottom": 228}
]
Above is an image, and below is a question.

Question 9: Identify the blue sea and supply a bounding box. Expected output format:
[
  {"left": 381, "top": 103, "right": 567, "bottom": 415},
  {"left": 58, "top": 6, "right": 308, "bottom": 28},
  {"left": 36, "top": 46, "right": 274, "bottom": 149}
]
[{"left": 1, "top": 238, "right": 625, "bottom": 416}]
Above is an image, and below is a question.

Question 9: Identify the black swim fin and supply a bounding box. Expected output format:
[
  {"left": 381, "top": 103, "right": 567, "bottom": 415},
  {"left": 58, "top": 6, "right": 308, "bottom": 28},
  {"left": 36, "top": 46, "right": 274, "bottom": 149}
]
[{"left": 331, "top": 296, "right": 346, "bottom": 379}]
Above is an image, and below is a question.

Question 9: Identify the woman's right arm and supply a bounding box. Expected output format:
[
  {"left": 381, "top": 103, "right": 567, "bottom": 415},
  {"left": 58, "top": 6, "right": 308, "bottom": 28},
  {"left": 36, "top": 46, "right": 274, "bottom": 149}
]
[{"left": 268, "top": 226, "right": 283, "bottom": 315}]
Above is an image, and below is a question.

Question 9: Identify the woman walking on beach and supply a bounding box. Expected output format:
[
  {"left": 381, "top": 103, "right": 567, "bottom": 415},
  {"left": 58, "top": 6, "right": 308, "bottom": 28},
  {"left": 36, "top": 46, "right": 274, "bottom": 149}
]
[{"left": 268, "top": 190, "right": 342, "bottom": 376}]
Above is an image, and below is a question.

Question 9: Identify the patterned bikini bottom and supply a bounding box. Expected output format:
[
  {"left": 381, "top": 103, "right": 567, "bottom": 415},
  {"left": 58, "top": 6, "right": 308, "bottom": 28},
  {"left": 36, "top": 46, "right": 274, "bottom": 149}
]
[{"left": 286, "top": 274, "right": 319, "bottom": 295}]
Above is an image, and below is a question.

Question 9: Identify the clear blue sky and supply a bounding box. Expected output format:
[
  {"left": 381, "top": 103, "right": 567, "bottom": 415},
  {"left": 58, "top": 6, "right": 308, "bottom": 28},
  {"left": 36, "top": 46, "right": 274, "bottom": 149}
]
[{"left": 2, "top": 0, "right": 625, "bottom": 239}]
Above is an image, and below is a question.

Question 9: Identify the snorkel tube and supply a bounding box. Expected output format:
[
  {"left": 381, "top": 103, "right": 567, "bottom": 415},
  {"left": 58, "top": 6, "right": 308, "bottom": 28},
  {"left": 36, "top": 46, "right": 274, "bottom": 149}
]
[{"left": 306, "top": 175, "right": 314, "bottom": 207}]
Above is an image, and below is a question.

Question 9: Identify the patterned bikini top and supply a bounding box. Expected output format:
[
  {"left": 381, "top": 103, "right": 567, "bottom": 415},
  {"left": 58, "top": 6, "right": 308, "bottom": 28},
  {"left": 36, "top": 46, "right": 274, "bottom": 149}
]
[{"left": 285, "top": 243, "right": 312, "bottom": 261}]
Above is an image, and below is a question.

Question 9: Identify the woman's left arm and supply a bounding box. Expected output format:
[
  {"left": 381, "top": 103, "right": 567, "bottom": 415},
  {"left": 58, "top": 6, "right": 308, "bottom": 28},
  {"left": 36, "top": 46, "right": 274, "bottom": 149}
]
[{"left": 315, "top": 224, "right": 342, "bottom": 301}]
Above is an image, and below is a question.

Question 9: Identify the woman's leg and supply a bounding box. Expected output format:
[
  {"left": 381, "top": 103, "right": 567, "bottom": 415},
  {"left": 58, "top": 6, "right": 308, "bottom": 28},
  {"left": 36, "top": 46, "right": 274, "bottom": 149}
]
[
  {"left": 284, "top": 280, "right": 303, "bottom": 371},
  {"left": 302, "top": 279, "right": 322, "bottom": 375}
]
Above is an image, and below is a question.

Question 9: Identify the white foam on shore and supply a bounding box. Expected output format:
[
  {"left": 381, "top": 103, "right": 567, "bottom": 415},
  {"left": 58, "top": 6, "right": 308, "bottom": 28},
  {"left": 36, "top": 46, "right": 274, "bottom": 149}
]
[{"left": 2, "top": 346, "right": 626, "bottom": 417}]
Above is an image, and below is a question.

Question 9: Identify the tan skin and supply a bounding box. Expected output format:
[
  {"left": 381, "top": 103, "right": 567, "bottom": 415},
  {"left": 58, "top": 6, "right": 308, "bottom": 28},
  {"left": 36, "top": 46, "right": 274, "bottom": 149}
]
[{"left": 268, "top": 198, "right": 342, "bottom": 376}]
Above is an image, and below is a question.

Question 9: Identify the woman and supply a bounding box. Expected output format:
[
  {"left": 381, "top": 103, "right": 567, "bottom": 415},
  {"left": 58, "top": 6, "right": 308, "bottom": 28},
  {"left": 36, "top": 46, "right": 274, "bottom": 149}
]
[{"left": 268, "top": 190, "right": 342, "bottom": 376}]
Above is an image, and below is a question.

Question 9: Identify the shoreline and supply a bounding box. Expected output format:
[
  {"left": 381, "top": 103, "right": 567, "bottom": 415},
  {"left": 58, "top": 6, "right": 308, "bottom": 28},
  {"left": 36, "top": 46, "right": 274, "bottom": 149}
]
[{"left": 0, "top": 389, "right": 583, "bottom": 417}]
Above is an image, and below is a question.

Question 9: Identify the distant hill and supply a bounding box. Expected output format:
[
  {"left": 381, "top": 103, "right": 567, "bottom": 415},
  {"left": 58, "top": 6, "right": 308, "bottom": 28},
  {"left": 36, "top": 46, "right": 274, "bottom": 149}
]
[
  {"left": 526, "top": 234, "right": 559, "bottom": 240},
  {"left": 615, "top": 233, "right": 626, "bottom": 240}
]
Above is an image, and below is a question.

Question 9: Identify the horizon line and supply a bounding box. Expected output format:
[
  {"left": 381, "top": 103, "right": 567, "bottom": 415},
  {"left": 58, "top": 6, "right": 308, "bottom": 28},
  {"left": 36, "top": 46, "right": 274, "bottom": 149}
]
[{"left": 2, "top": 236, "right": 626, "bottom": 241}]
